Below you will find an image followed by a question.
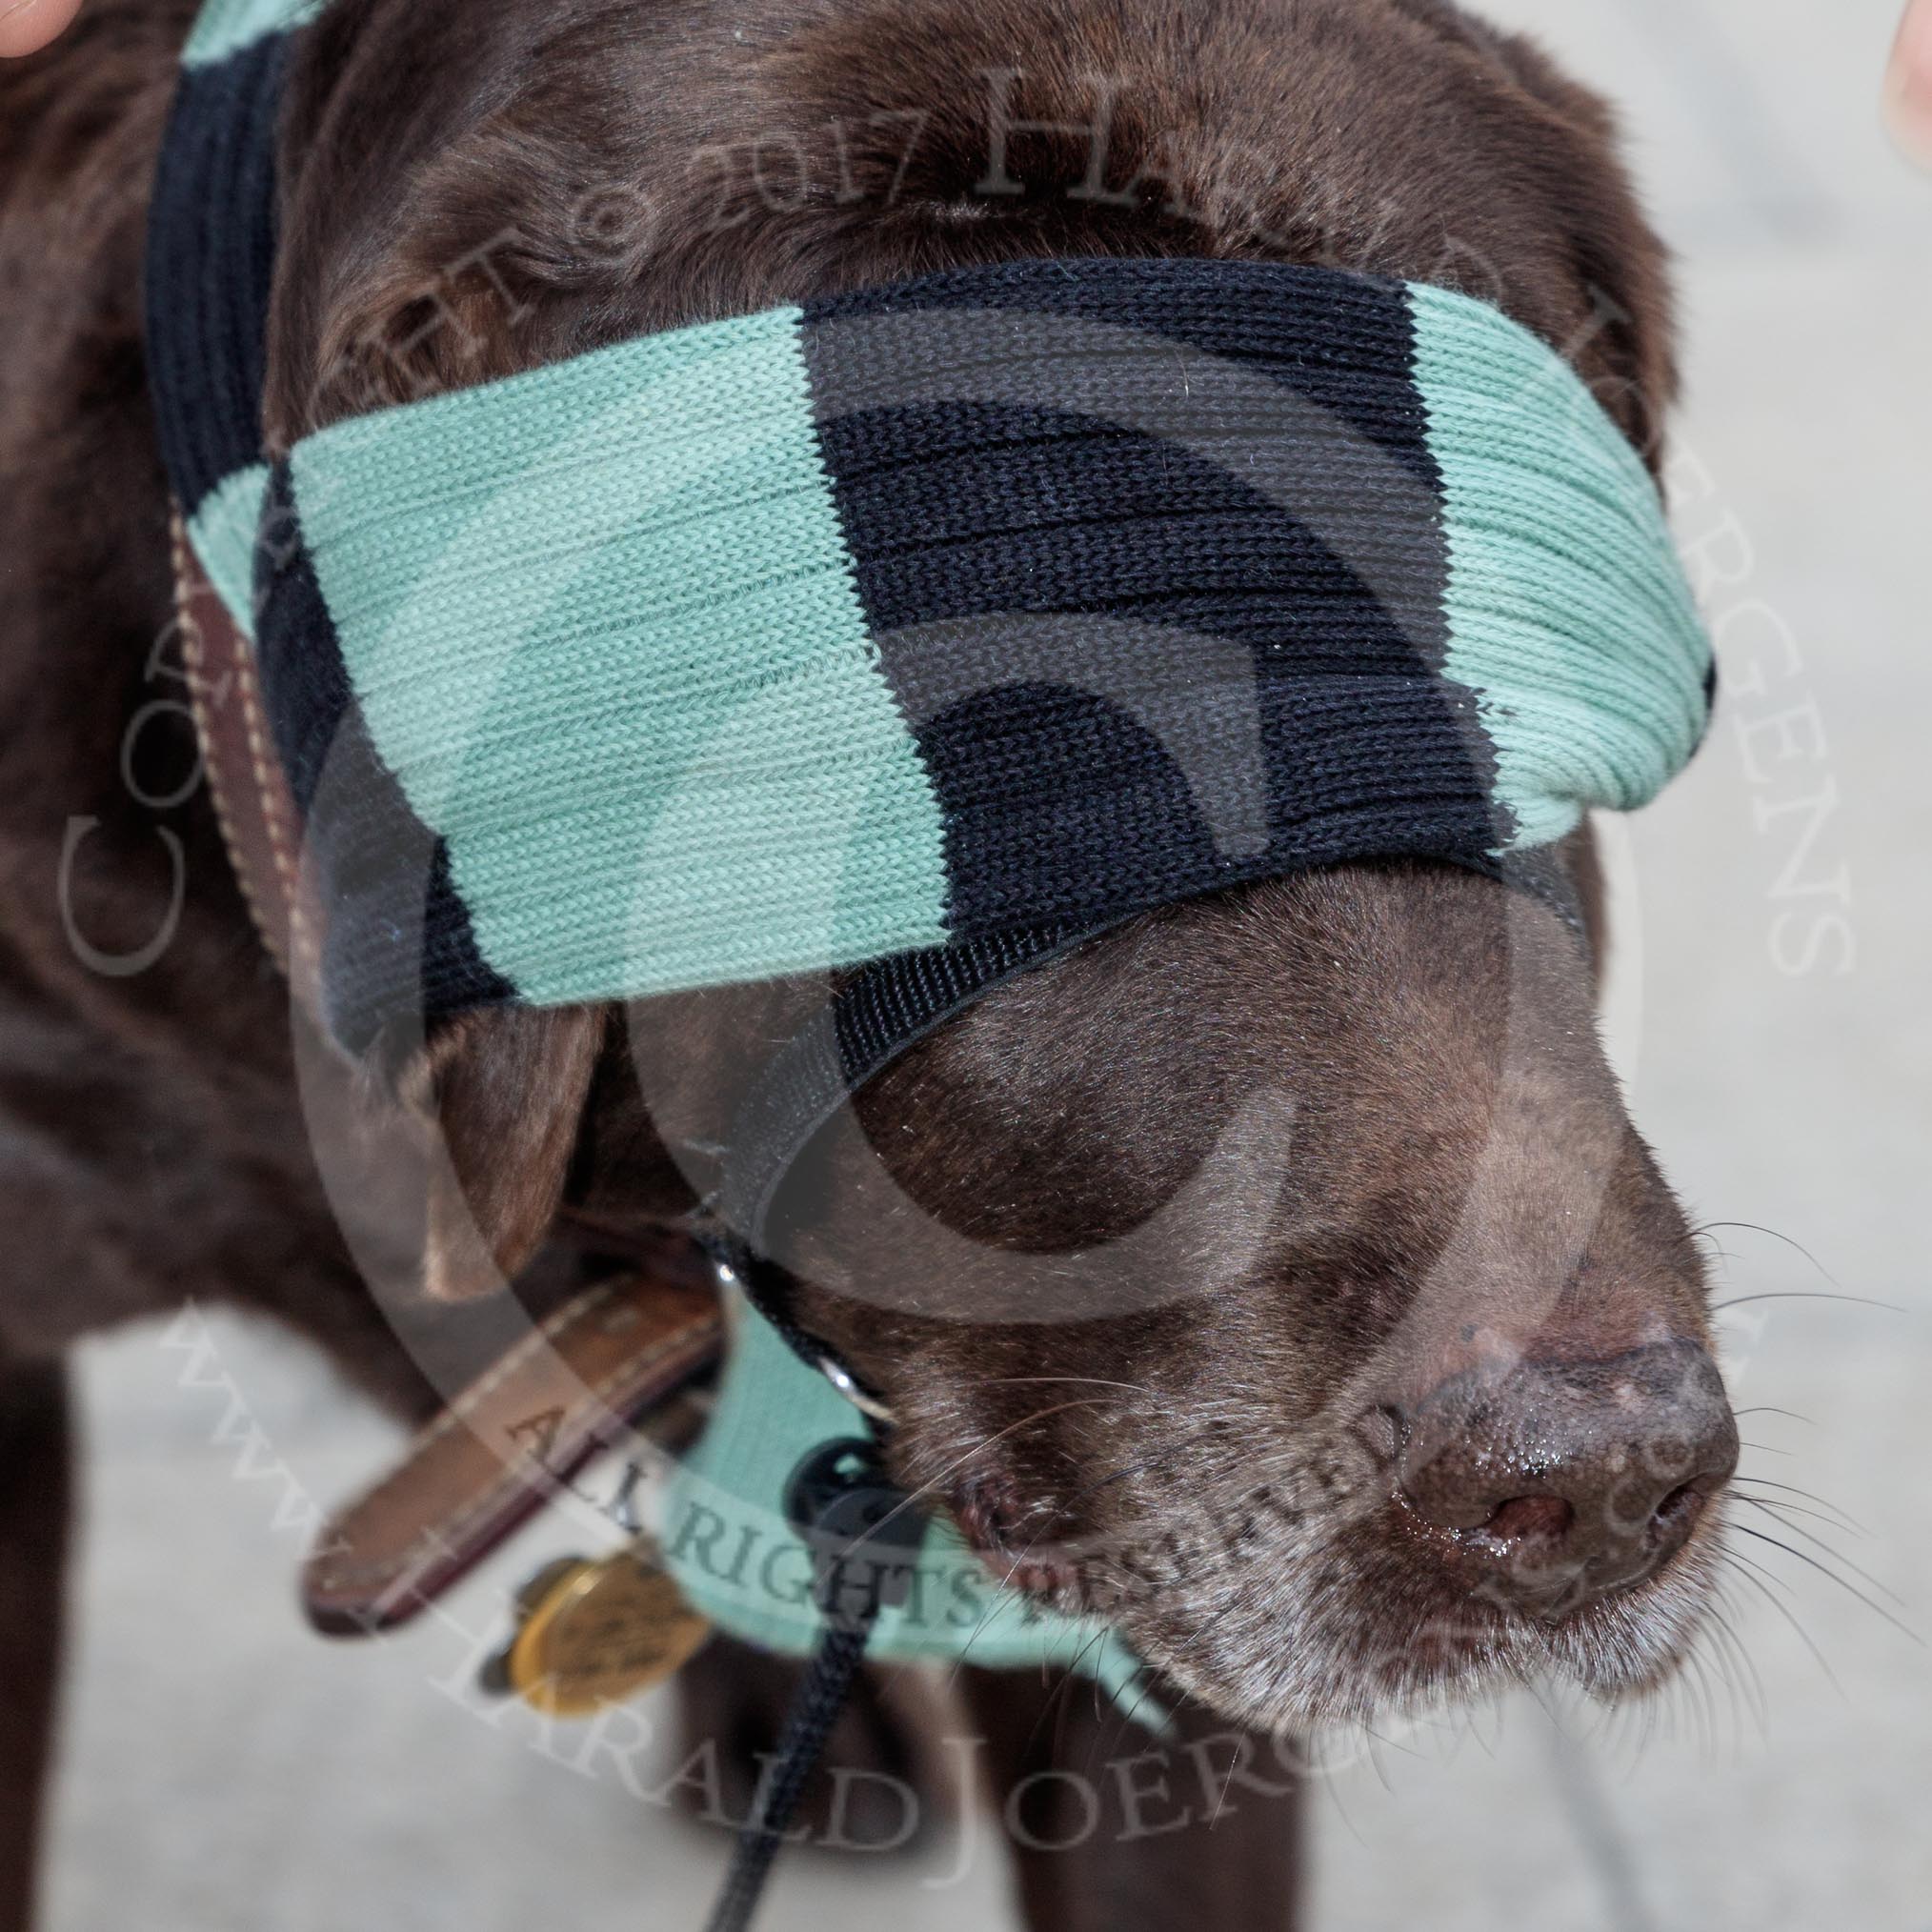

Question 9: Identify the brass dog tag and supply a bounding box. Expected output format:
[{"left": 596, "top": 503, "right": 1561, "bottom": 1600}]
[{"left": 503, "top": 1542, "right": 711, "bottom": 1717}]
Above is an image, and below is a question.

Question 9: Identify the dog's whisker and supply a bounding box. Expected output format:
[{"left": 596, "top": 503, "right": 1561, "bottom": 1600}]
[
  {"left": 1733, "top": 1495, "right": 1905, "bottom": 1606},
  {"left": 1704, "top": 1626, "right": 1755, "bottom": 1761},
  {"left": 1041, "top": 1625, "right": 1121, "bottom": 1769},
  {"left": 1729, "top": 1524, "right": 1922, "bottom": 1645},
  {"left": 941, "top": 1562, "right": 1030, "bottom": 1684},
  {"left": 1680, "top": 1223, "right": 1729, "bottom": 1259},
  {"left": 1711, "top": 1290, "right": 1903, "bottom": 1315},
  {"left": 971, "top": 1375, "right": 1157, "bottom": 1399},
  {"left": 883, "top": 1397, "right": 1120, "bottom": 1529},
  {"left": 1702, "top": 1598, "right": 1769, "bottom": 1737},
  {"left": 1696, "top": 1220, "right": 1852, "bottom": 1298},
  {"left": 1682, "top": 1640, "right": 1725, "bottom": 1759},
  {"left": 1727, "top": 1475, "right": 1866, "bottom": 1533},
  {"left": 1097, "top": 1658, "right": 1169, "bottom": 1762},
  {"left": 1721, "top": 1549, "right": 1842, "bottom": 1693},
  {"left": 1744, "top": 1492, "right": 1865, "bottom": 1537}
]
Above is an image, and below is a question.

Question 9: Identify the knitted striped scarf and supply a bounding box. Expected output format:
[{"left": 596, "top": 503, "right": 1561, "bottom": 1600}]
[{"left": 151, "top": 0, "right": 1713, "bottom": 1072}]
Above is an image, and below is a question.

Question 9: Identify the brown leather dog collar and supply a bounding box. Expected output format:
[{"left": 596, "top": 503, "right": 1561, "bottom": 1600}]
[
  {"left": 172, "top": 508, "right": 320, "bottom": 998},
  {"left": 304, "top": 1267, "right": 721, "bottom": 1634}
]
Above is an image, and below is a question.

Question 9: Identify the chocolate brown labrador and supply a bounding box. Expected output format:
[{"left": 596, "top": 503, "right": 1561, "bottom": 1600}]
[{"left": 0, "top": 0, "right": 1737, "bottom": 1926}]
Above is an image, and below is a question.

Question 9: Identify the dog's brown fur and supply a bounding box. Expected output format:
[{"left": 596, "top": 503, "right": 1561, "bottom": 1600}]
[{"left": 1, "top": 2, "right": 1724, "bottom": 1926}]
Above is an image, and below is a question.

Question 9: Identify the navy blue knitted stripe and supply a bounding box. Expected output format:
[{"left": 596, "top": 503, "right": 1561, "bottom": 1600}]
[
  {"left": 802, "top": 259, "right": 1499, "bottom": 937},
  {"left": 144, "top": 34, "right": 288, "bottom": 518},
  {"left": 813, "top": 405, "right": 1452, "bottom": 650},
  {"left": 253, "top": 465, "right": 513, "bottom": 1052},
  {"left": 255, "top": 462, "right": 348, "bottom": 816},
  {"left": 804, "top": 257, "right": 1444, "bottom": 486}
]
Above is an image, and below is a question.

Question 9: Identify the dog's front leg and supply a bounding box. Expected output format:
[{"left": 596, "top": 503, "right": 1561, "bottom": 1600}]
[
  {"left": 0, "top": 1358, "right": 71, "bottom": 1932},
  {"left": 959, "top": 1666, "right": 1303, "bottom": 1931}
]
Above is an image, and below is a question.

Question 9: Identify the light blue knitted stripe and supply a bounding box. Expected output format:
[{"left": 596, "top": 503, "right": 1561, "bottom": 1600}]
[
  {"left": 292, "top": 307, "right": 950, "bottom": 1003},
  {"left": 182, "top": 0, "right": 321, "bottom": 67},
  {"left": 664, "top": 1291, "right": 1162, "bottom": 1722},
  {"left": 1407, "top": 282, "right": 1711, "bottom": 852},
  {"left": 185, "top": 461, "right": 270, "bottom": 634}
]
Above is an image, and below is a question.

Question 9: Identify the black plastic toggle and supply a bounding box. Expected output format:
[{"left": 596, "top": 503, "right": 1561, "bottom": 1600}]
[{"left": 784, "top": 1438, "right": 926, "bottom": 1631}]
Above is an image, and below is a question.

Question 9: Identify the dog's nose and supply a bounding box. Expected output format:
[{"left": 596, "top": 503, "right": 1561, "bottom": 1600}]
[{"left": 1396, "top": 1340, "right": 1738, "bottom": 1621}]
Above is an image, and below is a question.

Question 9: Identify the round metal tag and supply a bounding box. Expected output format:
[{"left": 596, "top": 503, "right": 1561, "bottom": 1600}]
[{"left": 506, "top": 1544, "right": 712, "bottom": 1717}]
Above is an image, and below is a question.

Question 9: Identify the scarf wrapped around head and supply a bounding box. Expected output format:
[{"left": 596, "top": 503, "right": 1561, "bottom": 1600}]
[{"left": 150, "top": 0, "right": 1713, "bottom": 1072}]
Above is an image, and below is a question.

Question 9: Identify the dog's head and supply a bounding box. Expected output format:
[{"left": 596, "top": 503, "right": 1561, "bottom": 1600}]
[{"left": 265, "top": 0, "right": 1733, "bottom": 1731}]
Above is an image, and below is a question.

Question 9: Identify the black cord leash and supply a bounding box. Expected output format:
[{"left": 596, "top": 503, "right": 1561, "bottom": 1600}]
[
  {"left": 702, "top": 1436, "right": 926, "bottom": 1932},
  {"left": 700, "top": 1614, "right": 876, "bottom": 1932}
]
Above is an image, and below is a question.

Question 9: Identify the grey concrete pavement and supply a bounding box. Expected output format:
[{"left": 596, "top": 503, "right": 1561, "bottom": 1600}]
[{"left": 39, "top": 3, "right": 1932, "bottom": 1928}]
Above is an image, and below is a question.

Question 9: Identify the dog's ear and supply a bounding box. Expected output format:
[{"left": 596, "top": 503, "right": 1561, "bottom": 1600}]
[
  {"left": 1483, "top": 29, "right": 1684, "bottom": 455},
  {"left": 1469, "top": 21, "right": 1681, "bottom": 462},
  {"left": 400, "top": 1006, "right": 607, "bottom": 1301},
  {"left": 1379, "top": 3, "right": 1680, "bottom": 466}
]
